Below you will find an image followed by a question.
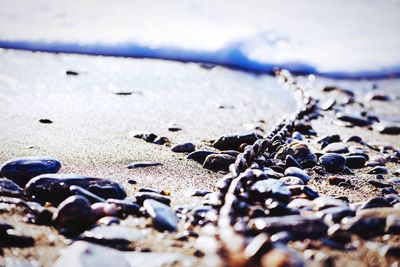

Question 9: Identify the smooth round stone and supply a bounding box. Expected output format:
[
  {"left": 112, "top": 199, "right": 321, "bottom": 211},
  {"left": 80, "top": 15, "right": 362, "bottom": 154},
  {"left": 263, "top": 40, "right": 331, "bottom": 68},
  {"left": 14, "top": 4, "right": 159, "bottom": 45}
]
[
  {"left": 367, "top": 166, "right": 388, "bottom": 174},
  {"left": 359, "top": 197, "right": 392, "bottom": 210},
  {"left": 345, "top": 155, "right": 366, "bottom": 169},
  {"left": 213, "top": 131, "right": 261, "bottom": 150},
  {"left": 143, "top": 199, "right": 178, "bottom": 232},
  {"left": 53, "top": 195, "right": 95, "bottom": 234},
  {"left": 0, "top": 156, "right": 61, "bottom": 186},
  {"left": 187, "top": 150, "right": 216, "bottom": 164},
  {"left": 322, "top": 142, "right": 349, "bottom": 154},
  {"left": 284, "top": 167, "right": 310, "bottom": 183},
  {"left": 319, "top": 153, "right": 345, "bottom": 173},
  {"left": 285, "top": 155, "right": 302, "bottom": 169},
  {"left": 368, "top": 179, "right": 392, "bottom": 188},
  {"left": 279, "top": 176, "right": 304, "bottom": 186},
  {"left": 171, "top": 142, "right": 195, "bottom": 153},
  {"left": 202, "top": 154, "right": 236, "bottom": 172},
  {"left": 328, "top": 176, "right": 346, "bottom": 185}
]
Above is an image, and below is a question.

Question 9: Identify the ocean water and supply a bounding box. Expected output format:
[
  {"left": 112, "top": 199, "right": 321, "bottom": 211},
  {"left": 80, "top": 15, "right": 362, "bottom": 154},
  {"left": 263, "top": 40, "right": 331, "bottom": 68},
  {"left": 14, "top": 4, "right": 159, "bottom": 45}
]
[{"left": 0, "top": 0, "right": 399, "bottom": 78}]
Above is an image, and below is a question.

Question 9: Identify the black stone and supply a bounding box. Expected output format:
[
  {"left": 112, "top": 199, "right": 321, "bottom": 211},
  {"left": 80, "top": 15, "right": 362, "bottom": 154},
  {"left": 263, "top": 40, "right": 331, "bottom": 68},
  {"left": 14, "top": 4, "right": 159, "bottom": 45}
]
[
  {"left": 336, "top": 112, "right": 372, "bottom": 126},
  {"left": 203, "top": 154, "right": 236, "bottom": 172},
  {"left": 171, "top": 142, "right": 195, "bottom": 153},
  {"left": 285, "top": 155, "right": 302, "bottom": 169},
  {"left": 130, "top": 132, "right": 157, "bottom": 143},
  {"left": 367, "top": 166, "right": 388, "bottom": 174},
  {"left": 0, "top": 178, "right": 24, "bottom": 198},
  {"left": 25, "top": 174, "right": 126, "bottom": 206},
  {"left": 187, "top": 151, "right": 216, "bottom": 164},
  {"left": 213, "top": 131, "right": 261, "bottom": 150},
  {"left": 134, "top": 192, "right": 171, "bottom": 206},
  {"left": 1, "top": 156, "right": 61, "bottom": 187},
  {"left": 143, "top": 199, "right": 178, "bottom": 232},
  {"left": 249, "top": 179, "right": 291, "bottom": 202},
  {"left": 367, "top": 179, "right": 392, "bottom": 188},
  {"left": 319, "top": 153, "right": 346, "bottom": 173},
  {"left": 70, "top": 185, "right": 105, "bottom": 203},
  {"left": 127, "top": 162, "right": 162, "bottom": 168},
  {"left": 345, "top": 155, "right": 366, "bottom": 169}
]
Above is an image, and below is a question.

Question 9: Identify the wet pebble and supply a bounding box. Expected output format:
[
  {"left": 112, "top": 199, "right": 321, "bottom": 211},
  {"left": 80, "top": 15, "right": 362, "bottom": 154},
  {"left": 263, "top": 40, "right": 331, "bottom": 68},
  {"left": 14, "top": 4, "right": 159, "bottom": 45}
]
[
  {"left": 336, "top": 112, "right": 372, "bottom": 126},
  {"left": 153, "top": 136, "right": 170, "bottom": 145},
  {"left": 25, "top": 174, "right": 126, "bottom": 205},
  {"left": 1, "top": 156, "right": 61, "bottom": 186},
  {"left": 285, "top": 155, "right": 302, "bottom": 169},
  {"left": 70, "top": 185, "right": 105, "bottom": 203},
  {"left": 328, "top": 176, "right": 346, "bottom": 185},
  {"left": 191, "top": 190, "right": 211, "bottom": 197},
  {"left": 39, "top": 119, "right": 53, "bottom": 124},
  {"left": 213, "top": 131, "right": 261, "bottom": 150},
  {"left": 0, "top": 229, "right": 35, "bottom": 247},
  {"left": 129, "top": 131, "right": 157, "bottom": 143},
  {"left": 171, "top": 142, "right": 195, "bottom": 153},
  {"left": 284, "top": 167, "right": 310, "bottom": 183},
  {"left": 0, "top": 178, "right": 24, "bottom": 198},
  {"left": 143, "top": 199, "right": 178, "bottom": 232},
  {"left": 249, "top": 179, "right": 291, "bottom": 202},
  {"left": 127, "top": 161, "right": 162, "bottom": 168},
  {"left": 319, "top": 153, "right": 345, "bottom": 173},
  {"left": 203, "top": 154, "right": 236, "bottom": 172},
  {"left": 53, "top": 195, "right": 95, "bottom": 234},
  {"left": 345, "top": 155, "right": 366, "bottom": 169},
  {"left": 134, "top": 192, "right": 171, "bottom": 206},
  {"left": 279, "top": 176, "right": 304, "bottom": 186},
  {"left": 375, "top": 123, "right": 400, "bottom": 135}
]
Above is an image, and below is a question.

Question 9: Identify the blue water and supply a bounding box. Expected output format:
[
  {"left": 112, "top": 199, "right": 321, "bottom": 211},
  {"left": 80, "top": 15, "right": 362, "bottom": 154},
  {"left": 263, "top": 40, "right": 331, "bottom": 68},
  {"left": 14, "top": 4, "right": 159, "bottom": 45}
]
[{"left": 1, "top": 0, "right": 400, "bottom": 78}]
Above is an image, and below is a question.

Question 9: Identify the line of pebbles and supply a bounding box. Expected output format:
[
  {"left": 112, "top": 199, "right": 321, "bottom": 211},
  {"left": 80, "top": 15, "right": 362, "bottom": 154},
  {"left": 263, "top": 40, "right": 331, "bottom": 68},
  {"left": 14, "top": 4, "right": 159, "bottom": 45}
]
[{"left": 1, "top": 70, "right": 400, "bottom": 266}]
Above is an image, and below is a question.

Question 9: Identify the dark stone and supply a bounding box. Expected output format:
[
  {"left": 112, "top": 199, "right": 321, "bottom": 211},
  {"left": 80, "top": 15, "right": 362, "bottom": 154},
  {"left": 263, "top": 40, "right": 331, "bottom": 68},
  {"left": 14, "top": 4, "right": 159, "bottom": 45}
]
[
  {"left": 375, "top": 124, "right": 400, "bottom": 135},
  {"left": 284, "top": 167, "right": 310, "bottom": 183},
  {"left": 66, "top": 70, "right": 79, "bottom": 75},
  {"left": 130, "top": 131, "right": 157, "bottom": 143},
  {"left": 249, "top": 179, "right": 291, "bottom": 202},
  {"left": 380, "top": 245, "right": 400, "bottom": 259},
  {"left": 134, "top": 192, "right": 171, "bottom": 206},
  {"left": 336, "top": 112, "right": 372, "bottom": 126},
  {"left": 386, "top": 215, "right": 400, "bottom": 234},
  {"left": 53, "top": 195, "right": 95, "bottom": 235},
  {"left": 285, "top": 155, "right": 302, "bottom": 169},
  {"left": 187, "top": 150, "right": 216, "bottom": 164},
  {"left": 346, "top": 135, "right": 362, "bottom": 142},
  {"left": 143, "top": 199, "right": 178, "bottom": 232},
  {"left": 202, "top": 154, "right": 236, "bottom": 172},
  {"left": 328, "top": 176, "right": 346, "bottom": 185},
  {"left": 213, "top": 131, "right": 261, "bottom": 150},
  {"left": 319, "top": 153, "right": 346, "bottom": 173},
  {"left": 153, "top": 136, "right": 170, "bottom": 145},
  {"left": 343, "top": 217, "right": 385, "bottom": 238},
  {"left": 106, "top": 198, "right": 141, "bottom": 217},
  {"left": 367, "top": 179, "right": 392, "bottom": 188},
  {"left": 171, "top": 142, "right": 195, "bottom": 153},
  {"left": 25, "top": 174, "right": 126, "bottom": 206},
  {"left": 345, "top": 155, "right": 366, "bottom": 169},
  {"left": 1, "top": 156, "right": 61, "bottom": 186},
  {"left": 367, "top": 166, "right": 388, "bottom": 174},
  {"left": 0, "top": 178, "right": 24, "bottom": 198},
  {"left": 127, "top": 162, "right": 162, "bottom": 168},
  {"left": 191, "top": 190, "right": 211, "bottom": 197},
  {"left": 359, "top": 197, "right": 392, "bottom": 210},
  {"left": 167, "top": 122, "right": 182, "bottom": 132},
  {"left": 279, "top": 176, "right": 304, "bottom": 186},
  {"left": 316, "top": 135, "right": 341, "bottom": 149},
  {"left": 0, "top": 229, "right": 35, "bottom": 247},
  {"left": 39, "top": 119, "right": 53, "bottom": 124},
  {"left": 251, "top": 215, "right": 328, "bottom": 239},
  {"left": 318, "top": 206, "right": 355, "bottom": 223}
]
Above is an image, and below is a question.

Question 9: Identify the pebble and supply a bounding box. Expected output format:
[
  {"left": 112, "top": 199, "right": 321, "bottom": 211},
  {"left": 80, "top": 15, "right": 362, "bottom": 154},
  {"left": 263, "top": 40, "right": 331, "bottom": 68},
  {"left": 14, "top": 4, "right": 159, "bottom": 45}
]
[
  {"left": 66, "top": 70, "right": 79, "bottom": 75},
  {"left": 25, "top": 174, "right": 126, "bottom": 206},
  {"left": 321, "top": 98, "right": 336, "bottom": 111},
  {"left": 171, "top": 142, "right": 195, "bottom": 153},
  {"left": 127, "top": 161, "right": 162, "bottom": 168},
  {"left": 249, "top": 179, "right": 291, "bottom": 202},
  {"left": 53, "top": 195, "right": 95, "bottom": 234},
  {"left": 380, "top": 245, "right": 400, "bottom": 259},
  {"left": 213, "top": 131, "right": 261, "bottom": 150},
  {"left": 134, "top": 192, "right": 171, "bottom": 206},
  {"left": 345, "top": 155, "right": 366, "bottom": 169},
  {"left": 70, "top": 185, "right": 106, "bottom": 203},
  {"left": 322, "top": 142, "right": 349, "bottom": 154},
  {"left": 129, "top": 131, "right": 157, "bottom": 143},
  {"left": 365, "top": 92, "right": 390, "bottom": 102},
  {"left": 359, "top": 197, "right": 392, "bottom": 210},
  {"left": 312, "top": 196, "right": 347, "bottom": 211},
  {"left": 0, "top": 156, "right": 61, "bottom": 186},
  {"left": 187, "top": 150, "right": 216, "bottom": 164},
  {"left": 375, "top": 124, "right": 400, "bottom": 135},
  {"left": 291, "top": 131, "right": 303, "bottom": 141},
  {"left": 106, "top": 198, "right": 141, "bottom": 217},
  {"left": 191, "top": 190, "right": 211, "bottom": 197},
  {"left": 367, "top": 166, "right": 388, "bottom": 174},
  {"left": 0, "top": 229, "right": 35, "bottom": 247},
  {"left": 167, "top": 122, "right": 182, "bottom": 132},
  {"left": 385, "top": 215, "right": 400, "bottom": 234},
  {"left": 251, "top": 215, "right": 328, "bottom": 239},
  {"left": 336, "top": 112, "right": 372, "bottom": 126},
  {"left": 143, "top": 199, "right": 178, "bottom": 232},
  {"left": 203, "top": 154, "right": 236, "bottom": 172},
  {"left": 284, "top": 167, "right": 310, "bottom": 183},
  {"left": 0, "top": 178, "right": 24, "bottom": 198},
  {"left": 97, "top": 216, "right": 120, "bottom": 226},
  {"left": 285, "top": 155, "right": 302, "bottom": 169},
  {"left": 153, "top": 136, "right": 170, "bottom": 145},
  {"left": 328, "top": 176, "right": 346, "bottom": 185},
  {"left": 81, "top": 225, "right": 145, "bottom": 246},
  {"left": 39, "top": 119, "right": 53, "bottom": 124},
  {"left": 367, "top": 179, "right": 392, "bottom": 188},
  {"left": 346, "top": 135, "right": 362, "bottom": 142},
  {"left": 319, "top": 153, "right": 346, "bottom": 173},
  {"left": 367, "top": 155, "right": 386, "bottom": 166}
]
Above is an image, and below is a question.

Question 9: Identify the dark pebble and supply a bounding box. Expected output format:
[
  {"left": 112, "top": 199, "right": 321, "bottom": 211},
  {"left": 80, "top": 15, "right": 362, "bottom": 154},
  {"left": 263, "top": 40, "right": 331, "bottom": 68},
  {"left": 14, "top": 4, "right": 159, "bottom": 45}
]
[
  {"left": 367, "top": 166, "right": 388, "bottom": 174},
  {"left": 285, "top": 155, "right": 302, "bottom": 169},
  {"left": 187, "top": 150, "right": 216, "bottom": 164},
  {"left": 328, "top": 176, "right": 346, "bottom": 185},
  {"left": 130, "top": 131, "right": 157, "bottom": 143},
  {"left": 167, "top": 122, "right": 182, "bottom": 132},
  {"left": 134, "top": 192, "right": 171, "bottom": 206},
  {"left": 191, "top": 190, "right": 211, "bottom": 197},
  {"left": 0, "top": 229, "right": 35, "bottom": 247},
  {"left": 127, "top": 179, "right": 137, "bottom": 185},
  {"left": 171, "top": 142, "right": 195, "bottom": 153},
  {"left": 39, "top": 119, "right": 53, "bottom": 124},
  {"left": 386, "top": 215, "right": 400, "bottom": 234},
  {"left": 213, "top": 131, "right": 261, "bottom": 150},
  {"left": 127, "top": 161, "right": 162, "bottom": 168},
  {"left": 336, "top": 112, "right": 372, "bottom": 126},
  {"left": 143, "top": 199, "right": 178, "bottom": 232},
  {"left": 316, "top": 135, "right": 341, "bottom": 149},
  {"left": 25, "top": 174, "right": 126, "bottom": 206},
  {"left": 345, "top": 155, "right": 366, "bottom": 169},
  {"left": 70, "top": 185, "right": 106, "bottom": 203},
  {"left": 359, "top": 197, "right": 392, "bottom": 209},
  {"left": 319, "top": 153, "right": 346, "bottom": 173},
  {"left": 66, "top": 70, "right": 79, "bottom": 75},
  {"left": 203, "top": 154, "right": 236, "bottom": 172},
  {"left": 322, "top": 142, "right": 349, "bottom": 154},
  {"left": 53, "top": 195, "right": 95, "bottom": 235},
  {"left": 1, "top": 156, "right": 61, "bottom": 187},
  {"left": 153, "top": 136, "right": 170, "bottom": 145},
  {"left": 380, "top": 245, "right": 400, "bottom": 259},
  {"left": 368, "top": 179, "right": 392, "bottom": 188},
  {"left": 249, "top": 179, "right": 291, "bottom": 202},
  {"left": 346, "top": 135, "right": 362, "bottom": 142},
  {"left": 0, "top": 178, "right": 24, "bottom": 198},
  {"left": 375, "top": 124, "right": 400, "bottom": 135}
]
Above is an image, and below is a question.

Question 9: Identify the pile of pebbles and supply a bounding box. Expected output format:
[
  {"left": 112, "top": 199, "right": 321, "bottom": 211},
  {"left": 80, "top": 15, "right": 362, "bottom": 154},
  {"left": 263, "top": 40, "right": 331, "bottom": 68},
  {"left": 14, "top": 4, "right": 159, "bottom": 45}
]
[{"left": 1, "top": 70, "right": 399, "bottom": 266}]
